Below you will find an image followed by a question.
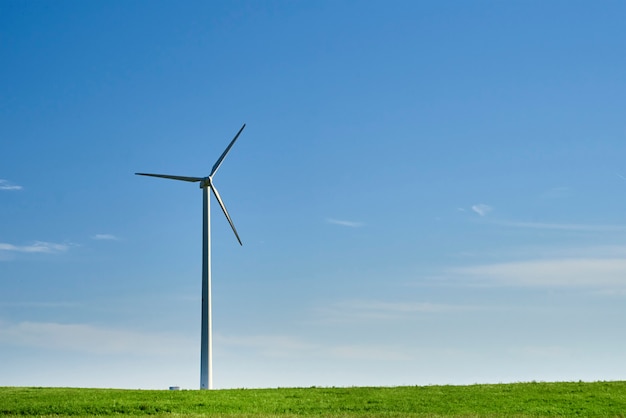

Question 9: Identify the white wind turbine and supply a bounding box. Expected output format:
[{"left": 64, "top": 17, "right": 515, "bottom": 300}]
[{"left": 136, "top": 123, "right": 246, "bottom": 390}]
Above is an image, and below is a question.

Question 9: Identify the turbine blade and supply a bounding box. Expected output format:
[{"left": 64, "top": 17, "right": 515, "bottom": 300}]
[
  {"left": 135, "top": 173, "right": 203, "bottom": 182},
  {"left": 210, "top": 123, "right": 246, "bottom": 177},
  {"left": 211, "top": 184, "right": 242, "bottom": 246}
]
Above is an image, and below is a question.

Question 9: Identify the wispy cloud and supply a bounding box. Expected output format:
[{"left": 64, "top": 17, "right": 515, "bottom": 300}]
[
  {"left": 218, "top": 333, "right": 412, "bottom": 361},
  {"left": 317, "top": 299, "right": 477, "bottom": 322},
  {"left": 491, "top": 220, "right": 626, "bottom": 232},
  {"left": 218, "top": 334, "right": 317, "bottom": 358},
  {"left": 508, "top": 345, "right": 572, "bottom": 359},
  {"left": 471, "top": 204, "right": 492, "bottom": 217},
  {"left": 0, "top": 301, "right": 80, "bottom": 308},
  {"left": 0, "top": 241, "right": 69, "bottom": 254},
  {"left": 326, "top": 218, "right": 364, "bottom": 228},
  {"left": 0, "top": 321, "right": 193, "bottom": 356},
  {"left": 450, "top": 257, "right": 626, "bottom": 288},
  {"left": 0, "top": 179, "right": 22, "bottom": 191},
  {"left": 327, "top": 345, "right": 414, "bottom": 361},
  {"left": 92, "top": 234, "right": 120, "bottom": 241}
]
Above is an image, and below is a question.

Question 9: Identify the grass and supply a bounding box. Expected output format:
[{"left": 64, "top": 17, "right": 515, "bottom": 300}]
[{"left": 1, "top": 381, "right": 626, "bottom": 417}]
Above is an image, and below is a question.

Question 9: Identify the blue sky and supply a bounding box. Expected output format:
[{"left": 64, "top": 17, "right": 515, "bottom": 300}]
[{"left": 1, "top": 0, "right": 625, "bottom": 389}]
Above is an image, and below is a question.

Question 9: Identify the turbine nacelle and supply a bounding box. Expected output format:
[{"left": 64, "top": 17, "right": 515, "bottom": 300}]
[{"left": 200, "top": 177, "right": 212, "bottom": 189}]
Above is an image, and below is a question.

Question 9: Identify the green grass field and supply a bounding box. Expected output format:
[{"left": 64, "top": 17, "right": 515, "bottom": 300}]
[{"left": 1, "top": 381, "right": 625, "bottom": 417}]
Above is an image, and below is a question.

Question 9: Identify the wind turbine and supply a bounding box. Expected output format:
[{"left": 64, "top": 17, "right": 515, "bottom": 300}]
[{"left": 136, "top": 123, "right": 246, "bottom": 390}]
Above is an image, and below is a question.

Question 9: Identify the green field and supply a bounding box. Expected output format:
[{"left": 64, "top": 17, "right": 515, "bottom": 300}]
[{"left": 1, "top": 381, "right": 625, "bottom": 417}]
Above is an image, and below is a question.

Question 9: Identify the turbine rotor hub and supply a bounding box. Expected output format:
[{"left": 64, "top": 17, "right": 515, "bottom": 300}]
[{"left": 200, "top": 177, "right": 212, "bottom": 189}]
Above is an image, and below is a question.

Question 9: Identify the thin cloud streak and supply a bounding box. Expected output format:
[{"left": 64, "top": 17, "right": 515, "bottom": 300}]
[
  {"left": 327, "top": 345, "right": 414, "bottom": 361},
  {"left": 491, "top": 220, "right": 626, "bottom": 232},
  {"left": 218, "top": 333, "right": 413, "bottom": 361},
  {"left": 451, "top": 258, "right": 626, "bottom": 288},
  {"left": 471, "top": 204, "right": 492, "bottom": 216},
  {"left": 0, "top": 179, "right": 22, "bottom": 191},
  {"left": 0, "top": 241, "right": 69, "bottom": 254},
  {"left": 92, "top": 234, "right": 120, "bottom": 241},
  {"left": 0, "top": 321, "right": 194, "bottom": 356},
  {"left": 218, "top": 334, "right": 318, "bottom": 358},
  {"left": 317, "top": 299, "right": 478, "bottom": 322},
  {"left": 326, "top": 218, "right": 364, "bottom": 228},
  {"left": 0, "top": 301, "right": 80, "bottom": 308}
]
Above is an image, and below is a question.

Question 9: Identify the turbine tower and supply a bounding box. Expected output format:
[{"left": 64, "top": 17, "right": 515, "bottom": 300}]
[{"left": 136, "top": 123, "right": 245, "bottom": 390}]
